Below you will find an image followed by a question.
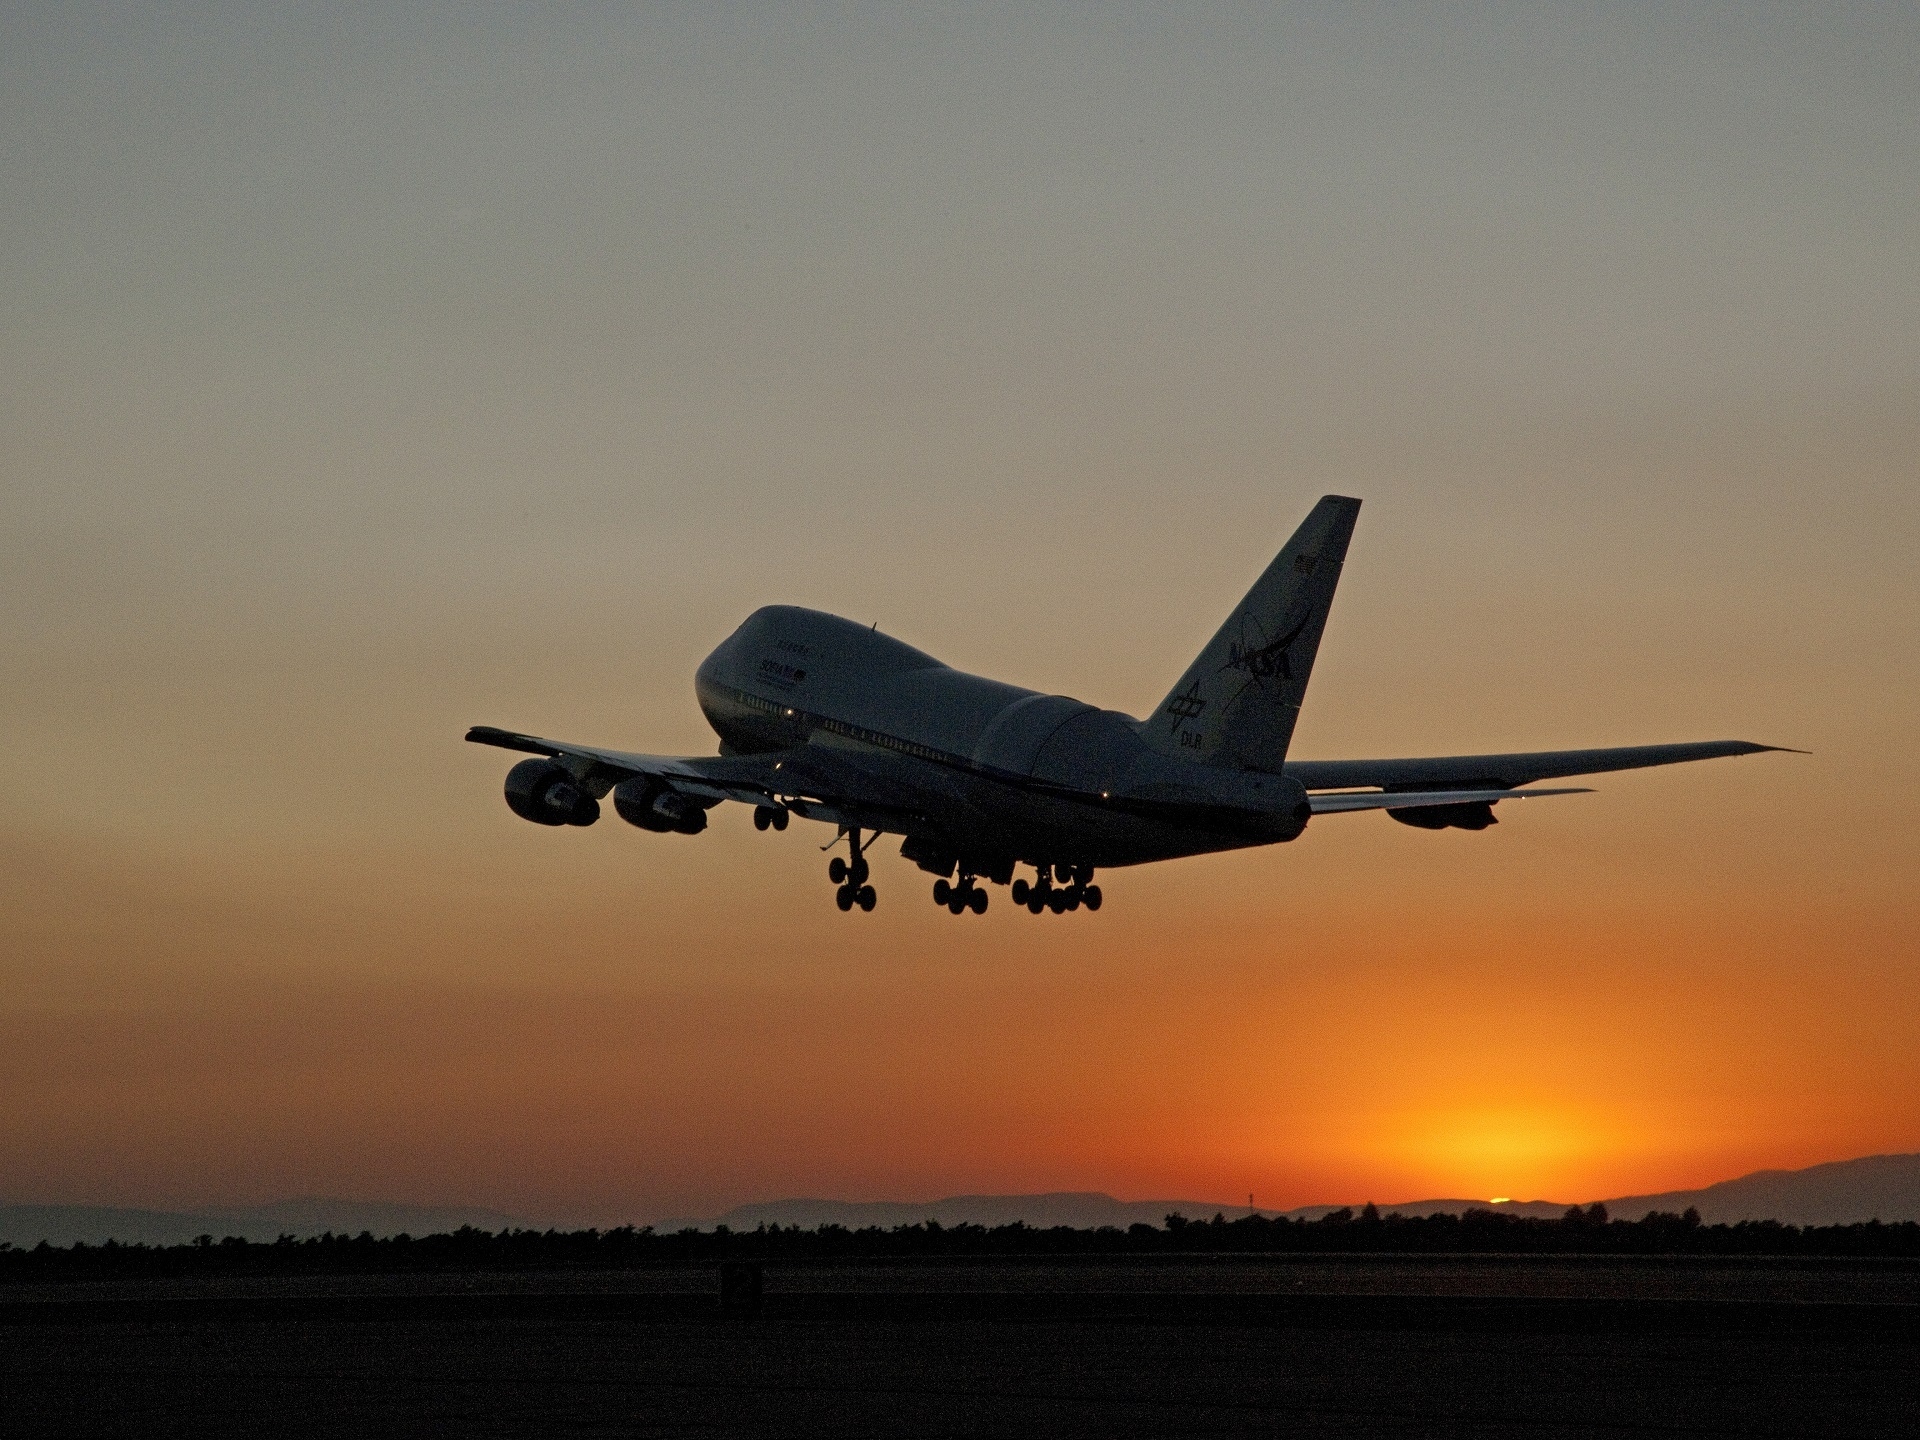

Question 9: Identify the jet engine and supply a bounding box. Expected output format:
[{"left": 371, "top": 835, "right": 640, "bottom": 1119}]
[
  {"left": 613, "top": 778, "right": 709, "bottom": 835},
  {"left": 503, "top": 758, "right": 600, "bottom": 826},
  {"left": 1388, "top": 800, "right": 1497, "bottom": 831}
]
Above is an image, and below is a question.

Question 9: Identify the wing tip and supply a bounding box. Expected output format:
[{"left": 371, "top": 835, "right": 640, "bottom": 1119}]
[{"left": 465, "top": 725, "right": 556, "bottom": 756}]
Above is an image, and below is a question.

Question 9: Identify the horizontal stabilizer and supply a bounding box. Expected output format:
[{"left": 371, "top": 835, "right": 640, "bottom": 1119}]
[
  {"left": 1308, "top": 787, "right": 1590, "bottom": 814},
  {"left": 1287, "top": 740, "right": 1793, "bottom": 792}
]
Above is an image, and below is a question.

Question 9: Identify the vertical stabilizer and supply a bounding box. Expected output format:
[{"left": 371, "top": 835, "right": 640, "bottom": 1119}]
[{"left": 1145, "top": 495, "right": 1360, "bottom": 771}]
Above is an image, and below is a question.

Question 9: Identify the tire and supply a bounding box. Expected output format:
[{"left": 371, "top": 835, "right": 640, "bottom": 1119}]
[
  {"left": 829, "top": 857, "right": 848, "bottom": 884},
  {"left": 771, "top": 808, "right": 789, "bottom": 831},
  {"left": 1011, "top": 879, "right": 1029, "bottom": 904},
  {"left": 1047, "top": 892, "right": 1067, "bottom": 914},
  {"left": 753, "top": 808, "right": 771, "bottom": 831},
  {"left": 1027, "top": 896, "right": 1044, "bottom": 915},
  {"left": 968, "top": 889, "right": 987, "bottom": 915},
  {"left": 1083, "top": 885, "right": 1102, "bottom": 911},
  {"left": 849, "top": 857, "right": 870, "bottom": 887},
  {"left": 835, "top": 885, "right": 854, "bottom": 912},
  {"left": 933, "top": 879, "right": 952, "bottom": 905},
  {"left": 857, "top": 886, "right": 876, "bottom": 912}
]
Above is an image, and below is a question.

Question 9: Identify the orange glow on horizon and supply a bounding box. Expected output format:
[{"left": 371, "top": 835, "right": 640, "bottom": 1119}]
[{"left": 5, "top": 810, "right": 1913, "bottom": 1223}]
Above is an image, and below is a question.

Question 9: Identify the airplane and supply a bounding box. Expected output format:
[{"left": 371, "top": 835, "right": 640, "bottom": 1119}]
[{"left": 467, "top": 496, "right": 1789, "bottom": 916}]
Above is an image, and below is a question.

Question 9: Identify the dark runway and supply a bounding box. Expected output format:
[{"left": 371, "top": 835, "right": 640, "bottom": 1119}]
[{"left": 4, "top": 1257, "right": 1917, "bottom": 1437}]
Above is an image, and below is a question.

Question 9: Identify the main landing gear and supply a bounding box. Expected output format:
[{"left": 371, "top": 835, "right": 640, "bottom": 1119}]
[
  {"left": 827, "top": 827, "right": 877, "bottom": 913},
  {"left": 932, "top": 875, "right": 989, "bottom": 916},
  {"left": 752, "top": 804, "right": 789, "bottom": 832},
  {"left": 1010, "top": 862, "right": 1101, "bottom": 916}
]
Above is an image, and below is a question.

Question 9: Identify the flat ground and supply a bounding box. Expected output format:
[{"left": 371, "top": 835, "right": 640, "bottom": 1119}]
[{"left": 4, "top": 1256, "right": 1916, "bottom": 1438}]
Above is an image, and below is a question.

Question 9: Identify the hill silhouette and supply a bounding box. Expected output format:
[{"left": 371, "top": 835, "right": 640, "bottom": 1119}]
[
  {"left": 676, "top": 1154, "right": 1920, "bottom": 1231},
  {"left": 1601, "top": 1153, "right": 1920, "bottom": 1226},
  {"left": 664, "top": 1191, "right": 1569, "bottom": 1232},
  {"left": 6, "top": 1154, "right": 1916, "bottom": 1249},
  {"left": 664, "top": 1192, "right": 1238, "bottom": 1233}
]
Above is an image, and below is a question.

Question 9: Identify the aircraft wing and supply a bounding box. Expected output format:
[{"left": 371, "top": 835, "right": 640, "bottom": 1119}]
[
  {"left": 1284, "top": 740, "right": 1793, "bottom": 793},
  {"left": 464, "top": 725, "right": 928, "bottom": 830},
  {"left": 466, "top": 725, "right": 794, "bottom": 808}
]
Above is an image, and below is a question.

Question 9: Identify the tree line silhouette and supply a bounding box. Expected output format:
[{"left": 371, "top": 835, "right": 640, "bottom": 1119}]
[{"left": 6, "top": 1204, "right": 1920, "bottom": 1279}]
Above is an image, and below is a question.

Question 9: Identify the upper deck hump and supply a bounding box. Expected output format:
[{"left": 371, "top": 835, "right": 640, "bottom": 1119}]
[{"left": 734, "top": 605, "right": 948, "bottom": 675}]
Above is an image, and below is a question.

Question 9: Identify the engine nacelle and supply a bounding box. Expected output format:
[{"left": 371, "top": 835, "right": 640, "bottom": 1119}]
[
  {"left": 613, "top": 778, "right": 708, "bottom": 835},
  {"left": 1388, "top": 800, "right": 1497, "bottom": 831},
  {"left": 504, "top": 757, "right": 600, "bottom": 826}
]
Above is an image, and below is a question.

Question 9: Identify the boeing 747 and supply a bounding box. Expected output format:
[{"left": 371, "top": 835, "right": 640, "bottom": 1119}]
[{"left": 468, "top": 497, "right": 1787, "bottom": 915}]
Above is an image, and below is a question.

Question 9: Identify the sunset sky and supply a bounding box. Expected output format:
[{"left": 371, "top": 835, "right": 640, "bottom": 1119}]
[{"left": 4, "top": 3, "right": 1917, "bottom": 1225}]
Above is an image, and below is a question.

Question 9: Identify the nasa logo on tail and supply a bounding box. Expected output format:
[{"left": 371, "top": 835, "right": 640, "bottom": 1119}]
[{"left": 1224, "top": 606, "right": 1312, "bottom": 691}]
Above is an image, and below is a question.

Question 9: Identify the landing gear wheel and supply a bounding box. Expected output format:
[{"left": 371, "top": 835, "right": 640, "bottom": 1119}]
[
  {"left": 933, "top": 879, "right": 952, "bottom": 905},
  {"left": 948, "top": 895, "right": 965, "bottom": 915},
  {"left": 857, "top": 885, "right": 876, "bottom": 912},
  {"left": 1011, "top": 879, "right": 1030, "bottom": 904},
  {"left": 1047, "top": 891, "right": 1067, "bottom": 914},
  {"left": 1064, "top": 887, "right": 1082, "bottom": 912},
  {"left": 771, "top": 808, "right": 788, "bottom": 831},
  {"left": 1054, "top": 862, "right": 1075, "bottom": 885},
  {"left": 828, "top": 857, "right": 848, "bottom": 884},
  {"left": 849, "top": 857, "right": 870, "bottom": 887},
  {"left": 1027, "top": 894, "right": 1045, "bottom": 915},
  {"left": 1083, "top": 885, "right": 1102, "bottom": 911},
  {"left": 968, "top": 888, "right": 988, "bottom": 915},
  {"left": 835, "top": 885, "right": 855, "bottom": 912},
  {"left": 753, "top": 807, "right": 772, "bottom": 831}
]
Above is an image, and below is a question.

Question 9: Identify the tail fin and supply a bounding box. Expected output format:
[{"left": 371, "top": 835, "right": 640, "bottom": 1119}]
[{"left": 1145, "top": 495, "right": 1360, "bottom": 772}]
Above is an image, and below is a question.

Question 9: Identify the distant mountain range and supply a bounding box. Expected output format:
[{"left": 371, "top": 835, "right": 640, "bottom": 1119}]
[
  {"left": 663, "top": 1192, "right": 1568, "bottom": 1232},
  {"left": 7, "top": 1154, "right": 1917, "bottom": 1248},
  {"left": 667, "top": 1192, "right": 1248, "bottom": 1233},
  {"left": 1600, "top": 1153, "right": 1920, "bottom": 1227},
  {"left": 669, "top": 1153, "right": 1920, "bottom": 1232}
]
